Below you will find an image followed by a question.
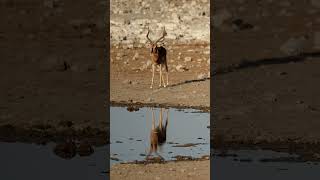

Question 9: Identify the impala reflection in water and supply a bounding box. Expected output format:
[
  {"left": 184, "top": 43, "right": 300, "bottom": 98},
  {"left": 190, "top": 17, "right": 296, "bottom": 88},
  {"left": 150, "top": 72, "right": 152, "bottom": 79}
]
[{"left": 146, "top": 108, "right": 169, "bottom": 161}]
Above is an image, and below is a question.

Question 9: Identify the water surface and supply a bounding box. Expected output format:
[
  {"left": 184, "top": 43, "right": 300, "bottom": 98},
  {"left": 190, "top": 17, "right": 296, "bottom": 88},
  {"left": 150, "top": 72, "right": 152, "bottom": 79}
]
[
  {"left": 0, "top": 142, "right": 108, "bottom": 180},
  {"left": 110, "top": 107, "right": 210, "bottom": 165},
  {"left": 213, "top": 149, "right": 320, "bottom": 180}
]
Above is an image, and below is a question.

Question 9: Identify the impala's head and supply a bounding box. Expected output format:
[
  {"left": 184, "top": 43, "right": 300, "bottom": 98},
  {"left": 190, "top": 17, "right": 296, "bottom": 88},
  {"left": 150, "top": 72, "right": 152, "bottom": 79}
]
[{"left": 146, "top": 26, "right": 167, "bottom": 53}]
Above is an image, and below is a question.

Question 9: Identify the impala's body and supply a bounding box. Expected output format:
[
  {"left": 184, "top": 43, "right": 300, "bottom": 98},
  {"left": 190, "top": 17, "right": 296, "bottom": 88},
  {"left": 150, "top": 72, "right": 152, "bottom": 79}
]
[
  {"left": 146, "top": 27, "right": 169, "bottom": 88},
  {"left": 146, "top": 108, "right": 169, "bottom": 160}
]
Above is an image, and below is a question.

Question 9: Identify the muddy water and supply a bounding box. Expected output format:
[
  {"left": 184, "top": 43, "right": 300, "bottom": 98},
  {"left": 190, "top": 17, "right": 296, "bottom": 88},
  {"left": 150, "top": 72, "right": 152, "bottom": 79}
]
[
  {"left": 212, "top": 149, "right": 320, "bottom": 180},
  {"left": 0, "top": 142, "right": 108, "bottom": 180},
  {"left": 110, "top": 107, "right": 210, "bottom": 165}
]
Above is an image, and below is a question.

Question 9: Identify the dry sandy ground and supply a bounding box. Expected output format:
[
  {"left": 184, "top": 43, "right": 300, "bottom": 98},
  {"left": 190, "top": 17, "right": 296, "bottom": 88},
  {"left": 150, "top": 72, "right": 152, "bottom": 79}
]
[
  {"left": 212, "top": 0, "right": 320, "bottom": 157},
  {"left": 110, "top": 44, "right": 210, "bottom": 110},
  {"left": 0, "top": 0, "right": 108, "bottom": 144},
  {"left": 110, "top": 160, "right": 210, "bottom": 180}
]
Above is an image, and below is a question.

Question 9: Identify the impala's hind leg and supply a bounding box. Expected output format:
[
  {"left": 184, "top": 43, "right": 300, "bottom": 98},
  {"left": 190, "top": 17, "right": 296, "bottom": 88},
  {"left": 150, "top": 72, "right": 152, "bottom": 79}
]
[
  {"left": 165, "top": 60, "right": 169, "bottom": 86},
  {"left": 161, "top": 65, "right": 166, "bottom": 87},
  {"left": 150, "top": 64, "right": 155, "bottom": 89}
]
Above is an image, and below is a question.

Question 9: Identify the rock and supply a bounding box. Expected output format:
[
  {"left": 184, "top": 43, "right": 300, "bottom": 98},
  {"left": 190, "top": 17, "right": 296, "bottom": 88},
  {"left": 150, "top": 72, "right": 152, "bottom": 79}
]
[
  {"left": 131, "top": 81, "right": 139, "bottom": 85},
  {"left": 176, "top": 65, "right": 188, "bottom": 72},
  {"left": 140, "top": 60, "right": 152, "bottom": 71},
  {"left": 127, "top": 44, "right": 134, "bottom": 49},
  {"left": 184, "top": 57, "right": 192, "bottom": 62},
  {"left": 197, "top": 73, "right": 206, "bottom": 79},
  {"left": 280, "top": 36, "right": 309, "bottom": 56},
  {"left": 278, "top": 71, "right": 287, "bottom": 76},
  {"left": 232, "top": 19, "right": 254, "bottom": 31},
  {"left": 264, "top": 93, "right": 278, "bottom": 102},
  {"left": 132, "top": 52, "right": 139, "bottom": 60},
  {"left": 122, "top": 79, "right": 132, "bottom": 84},
  {"left": 296, "top": 100, "right": 304, "bottom": 104}
]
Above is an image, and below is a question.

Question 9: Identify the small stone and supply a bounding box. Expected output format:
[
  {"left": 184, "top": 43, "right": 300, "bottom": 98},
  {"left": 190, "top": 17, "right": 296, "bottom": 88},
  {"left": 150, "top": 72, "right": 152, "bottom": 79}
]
[
  {"left": 280, "top": 36, "right": 309, "bottom": 56},
  {"left": 122, "top": 79, "right": 132, "bottom": 84},
  {"left": 132, "top": 52, "right": 139, "bottom": 60},
  {"left": 184, "top": 57, "right": 192, "bottom": 62},
  {"left": 197, "top": 73, "right": 206, "bottom": 79},
  {"left": 296, "top": 100, "right": 304, "bottom": 104},
  {"left": 278, "top": 71, "right": 287, "bottom": 75},
  {"left": 176, "top": 65, "right": 188, "bottom": 72}
]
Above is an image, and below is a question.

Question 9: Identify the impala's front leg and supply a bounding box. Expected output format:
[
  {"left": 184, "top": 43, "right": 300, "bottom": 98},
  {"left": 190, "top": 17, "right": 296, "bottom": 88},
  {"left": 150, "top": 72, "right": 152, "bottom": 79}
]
[
  {"left": 150, "top": 64, "right": 155, "bottom": 89},
  {"left": 159, "top": 64, "right": 162, "bottom": 87}
]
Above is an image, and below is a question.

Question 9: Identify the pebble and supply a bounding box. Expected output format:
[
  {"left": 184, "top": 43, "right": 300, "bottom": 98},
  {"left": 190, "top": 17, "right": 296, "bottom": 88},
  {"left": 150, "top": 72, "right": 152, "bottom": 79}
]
[
  {"left": 184, "top": 57, "right": 192, "bottom": 62},
  {"left": 132, "top": 52, "right": 139, "bottom": 60},
  {"left": 280, "top": 36, "right": 308, "bottom": 56},
  {"left": 176, "top": 64, "right": 188, "bottom": 72},
  {"left": 197, "top": 73, "right": 207, "bottom": 79}
]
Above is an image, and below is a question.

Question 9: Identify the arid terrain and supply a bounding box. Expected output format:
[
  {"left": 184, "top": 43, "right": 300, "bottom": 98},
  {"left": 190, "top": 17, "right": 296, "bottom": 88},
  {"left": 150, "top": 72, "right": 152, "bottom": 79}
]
[
  {"left": 213, "top": 0, "right": 320, "bottom": 159},
  {"left": 110, "top": 0, "right": 210, "bottom": 110},
  {"left": 110, "top": 160, "right": 210, "bottom": 180},
  {"left": 110, "top": 44, "right": 210, "bottom": 110},
  {"left": 0, "top": 0, "right": 108, "bottom": 145}
]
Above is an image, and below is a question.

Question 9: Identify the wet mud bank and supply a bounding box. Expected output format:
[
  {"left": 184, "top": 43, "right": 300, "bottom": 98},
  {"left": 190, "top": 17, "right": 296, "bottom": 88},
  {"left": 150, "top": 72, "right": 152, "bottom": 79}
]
[
  {"left": 110, "top": 101, "right": 210, "bottom": 113},
  {"left": 213, "top": 138, "right": 320, "bottom": 162},
  {"left": 0, "top": 123, "right": 108, "bottom": 146}
]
